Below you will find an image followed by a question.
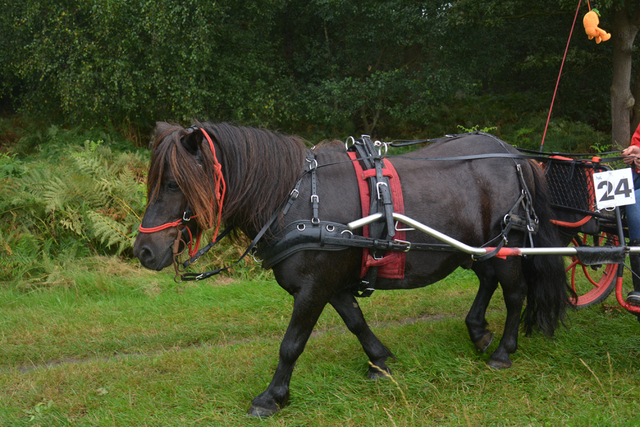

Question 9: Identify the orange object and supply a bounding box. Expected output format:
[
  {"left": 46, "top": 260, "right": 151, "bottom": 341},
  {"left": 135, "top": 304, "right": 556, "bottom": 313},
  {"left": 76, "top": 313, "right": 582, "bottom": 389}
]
[{"left": 583, "top": 9, "right": 611, "bottom": 43}]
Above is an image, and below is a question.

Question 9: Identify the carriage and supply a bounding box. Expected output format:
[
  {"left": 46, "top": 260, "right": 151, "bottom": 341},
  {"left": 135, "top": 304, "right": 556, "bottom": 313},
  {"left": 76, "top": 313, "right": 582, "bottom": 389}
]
[
  {"left": 133, "top": 122, "right": 640, "bottom": 417},
  {"left": 514, "top": 151, "right": 640, "bottom": 314}
]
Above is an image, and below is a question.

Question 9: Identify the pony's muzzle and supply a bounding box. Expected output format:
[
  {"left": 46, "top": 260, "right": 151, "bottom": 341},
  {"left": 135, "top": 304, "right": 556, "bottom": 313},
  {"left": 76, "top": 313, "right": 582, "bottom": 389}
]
[{"left": 133, "top": 234, "right": 175, "bottom": 271}]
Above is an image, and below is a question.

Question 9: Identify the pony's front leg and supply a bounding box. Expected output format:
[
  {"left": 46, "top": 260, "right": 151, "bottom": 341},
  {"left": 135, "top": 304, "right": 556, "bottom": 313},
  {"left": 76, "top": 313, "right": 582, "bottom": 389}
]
[
  {"left": 248, "top": 291, "right": 328, "bottom": 418},
  {"left": 329, "top": 290, "right": 394, "bottom": 379}
]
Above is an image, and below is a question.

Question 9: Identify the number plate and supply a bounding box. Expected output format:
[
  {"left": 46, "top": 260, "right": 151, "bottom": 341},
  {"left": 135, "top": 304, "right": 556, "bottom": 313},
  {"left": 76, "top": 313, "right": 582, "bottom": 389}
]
[{"left": 593, "top": 168, "right": 635, "bottom": 209}]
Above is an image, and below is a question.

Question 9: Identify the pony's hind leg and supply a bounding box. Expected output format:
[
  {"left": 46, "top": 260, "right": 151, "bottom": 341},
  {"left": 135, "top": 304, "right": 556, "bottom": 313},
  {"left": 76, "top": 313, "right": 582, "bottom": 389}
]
[
  {"left": 329, "top": 290, "right": 395, "bottom": 379},
  {"left": 486, "top": 258, "right": 527, "bottom": 370},
  {"left": 467, "top": 262, "right": 499, "bottom": 353}
]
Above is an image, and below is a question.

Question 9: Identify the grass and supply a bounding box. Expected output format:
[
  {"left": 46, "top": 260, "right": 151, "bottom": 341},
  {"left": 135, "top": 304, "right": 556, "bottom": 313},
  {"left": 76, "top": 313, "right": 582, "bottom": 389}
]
[{"left": 1, "top": 260, "right": 640, "bottom": 426}]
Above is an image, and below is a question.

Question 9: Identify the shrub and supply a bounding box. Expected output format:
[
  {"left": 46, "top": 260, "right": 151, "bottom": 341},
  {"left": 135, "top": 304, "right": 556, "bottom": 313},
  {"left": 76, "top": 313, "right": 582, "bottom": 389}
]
[{"left": 0, "top": 133, "right": 148, "bottom": 283}]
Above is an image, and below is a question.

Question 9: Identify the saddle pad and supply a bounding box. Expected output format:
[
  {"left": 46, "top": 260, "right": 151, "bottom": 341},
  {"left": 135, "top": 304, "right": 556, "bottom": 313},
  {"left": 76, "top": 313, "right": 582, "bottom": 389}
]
[{"left": 347, "top": 151, "right": 406, "bottom": 279}]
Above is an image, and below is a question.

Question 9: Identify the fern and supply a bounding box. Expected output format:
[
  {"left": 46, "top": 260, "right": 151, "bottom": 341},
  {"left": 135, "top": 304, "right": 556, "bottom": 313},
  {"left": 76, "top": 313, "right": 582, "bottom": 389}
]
[
  {"left": 0, "top": 153, "right": 25, "bottom": 179},
  {"left": 72, "top": 149, "right": 112, "bottom": 179},
  {"left": 1, "top": 135, "right": 148, "bottom": 284},
  {"left": 88, "top": 211, "right": 133, "bottom": 255},
  {"left": 41, "top": 176, "right": 71, "bottom": 212},
  {"left": 58, "top": 206, "right": 86, "bottom": 236}
]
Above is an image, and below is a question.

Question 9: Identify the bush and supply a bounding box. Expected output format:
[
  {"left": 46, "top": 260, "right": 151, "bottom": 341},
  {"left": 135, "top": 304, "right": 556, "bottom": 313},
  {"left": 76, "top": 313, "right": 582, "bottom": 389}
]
[
  {"left": 0, "top": 125, "right": 266, "bottom": 286},
  {"left": 0, "top": 131, "right": 148, "bottom": 283}
]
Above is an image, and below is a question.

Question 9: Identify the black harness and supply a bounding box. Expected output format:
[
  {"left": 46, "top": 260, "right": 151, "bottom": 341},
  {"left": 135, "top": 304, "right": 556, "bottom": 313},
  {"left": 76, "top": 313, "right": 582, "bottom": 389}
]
[
  {"left": 349, "top": 136, "right": 396, "bottom": 296},
  {"left": 261, "top": 134, "right": 541, "bottom": 297},
  {"left": 175, "top": 133, "right": 543, "bottom": 296}
]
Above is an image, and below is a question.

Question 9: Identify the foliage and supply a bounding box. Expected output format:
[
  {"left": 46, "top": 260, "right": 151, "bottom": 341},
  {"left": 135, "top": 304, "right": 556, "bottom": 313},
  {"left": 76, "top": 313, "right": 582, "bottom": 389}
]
[
  {"left": 2, "top": 0, "right": 629, "bottom": 140},
  {"left": 456, "top": 124, "right": 498, "bottom": 133},
  {"left": 1, "top": 0, "right": 288, "bottom": 141},
  {"left": 0, "top": 124, "right": 266, "bottom": 285},
  {"left": 0, "top": 129, "right": 149, "bottom": 283},
  {"left": 0, "top": 152, "right": 24, "bottom": 179}
]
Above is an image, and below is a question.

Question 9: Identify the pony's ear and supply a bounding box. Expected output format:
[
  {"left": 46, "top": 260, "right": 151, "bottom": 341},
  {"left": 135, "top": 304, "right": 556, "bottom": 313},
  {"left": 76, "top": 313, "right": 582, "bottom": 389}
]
[
  {"left": 182, "top": 127, "right": 203, "bottom": 155},
  {"left": 155, "top": 121, "right": 172, "bottom": 135}
]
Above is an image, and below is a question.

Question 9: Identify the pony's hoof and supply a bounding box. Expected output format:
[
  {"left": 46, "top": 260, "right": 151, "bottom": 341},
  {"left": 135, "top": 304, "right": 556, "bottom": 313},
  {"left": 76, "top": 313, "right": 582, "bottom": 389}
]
[
  {"left": 473, "top": 332, "right": 494, "bottom": 353},
  {"left": 367, "top": 363, "right": 391, "bottom": 380},
  {"left": 487, "top": 356, "right": 512, "bottom": 370},
  {"left": 247, "top": 404, "right": 280, "bottom": 418}
]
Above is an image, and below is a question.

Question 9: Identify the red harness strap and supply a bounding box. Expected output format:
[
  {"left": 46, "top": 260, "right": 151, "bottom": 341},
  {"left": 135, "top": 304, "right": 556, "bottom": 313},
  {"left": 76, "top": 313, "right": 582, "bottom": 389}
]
[{"left": 347, "top": 152, "right": 406, "bottom": 279}]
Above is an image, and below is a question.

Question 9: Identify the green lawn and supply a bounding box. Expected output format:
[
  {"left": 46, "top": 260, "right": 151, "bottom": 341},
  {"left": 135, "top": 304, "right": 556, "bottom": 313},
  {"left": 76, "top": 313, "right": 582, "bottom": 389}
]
[{"left": 1, "top": 259, "right": 640, "bottom": 426}]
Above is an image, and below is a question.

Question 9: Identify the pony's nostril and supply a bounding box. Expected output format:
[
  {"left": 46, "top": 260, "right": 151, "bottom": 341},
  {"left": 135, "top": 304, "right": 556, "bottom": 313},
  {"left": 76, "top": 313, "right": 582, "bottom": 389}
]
[{"left": 134, "top": 245, "right": 154, "bottom": 264}]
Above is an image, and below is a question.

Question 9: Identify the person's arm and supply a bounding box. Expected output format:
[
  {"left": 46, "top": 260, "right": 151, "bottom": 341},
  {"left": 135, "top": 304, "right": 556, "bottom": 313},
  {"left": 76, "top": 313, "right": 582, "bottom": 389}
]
[
  {"left": 632, "top": 123, "right": 640, "bottom": 148},
  {"left": 623, "top": 124, "right": 640, "bottom": 168}
]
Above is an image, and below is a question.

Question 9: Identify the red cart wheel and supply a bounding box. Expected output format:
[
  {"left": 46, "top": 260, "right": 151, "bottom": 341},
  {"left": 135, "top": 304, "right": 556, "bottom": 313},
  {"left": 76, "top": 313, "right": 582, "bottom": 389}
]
[{"left": 566, "top": 232, "right": 619, "bottom": 308}]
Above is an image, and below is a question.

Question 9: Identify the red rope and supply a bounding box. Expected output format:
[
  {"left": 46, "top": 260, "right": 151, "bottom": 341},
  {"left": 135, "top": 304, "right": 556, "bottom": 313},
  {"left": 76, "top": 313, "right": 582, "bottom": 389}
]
[
  {"left": 540, "top": 0, "right": 582, "bottom": 151},
  {"left": 200, "top": 128, "right": 226, "bottom": 242}
]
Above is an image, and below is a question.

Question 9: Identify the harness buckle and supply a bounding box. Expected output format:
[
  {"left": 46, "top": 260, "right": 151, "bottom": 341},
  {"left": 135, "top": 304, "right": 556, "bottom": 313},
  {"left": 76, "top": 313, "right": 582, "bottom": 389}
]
[
  {"left": 306, "top": 158, "right": 318, "bottom": 171},
  {"left": 373, "top": 140, "right": 388, "bottom": 156},
  {"left": 354, "top": 280, "right": 375, "bottom": 298},
  {"left": 393, "top": 239, "right": 411, "bottom": 252},
  {"left": 290, "top": 188, "right": 299, "bottom": 199},
  {"left": 376, "top": 181, "right": 388, "bottom": 200},
  {"left": 311, "top": 194, "right": 319, "bottom": 203},
  {"left": 183, "top": 211, "right": 192, "bottom": 222},
  {"left": 360, "top": 288, "right": 375, "bottom": 297},
  {"left": 345, "top": 136, "right": 356, "bottom": 151},
  {"left": 249, "top": 247, "right": 263, "bottom": 264}
]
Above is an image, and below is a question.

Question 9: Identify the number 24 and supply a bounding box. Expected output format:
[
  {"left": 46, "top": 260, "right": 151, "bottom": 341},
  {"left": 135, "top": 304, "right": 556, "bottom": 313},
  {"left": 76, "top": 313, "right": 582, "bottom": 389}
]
[{"left": 598, "top": 178, "right": 633, "bottom": 202}]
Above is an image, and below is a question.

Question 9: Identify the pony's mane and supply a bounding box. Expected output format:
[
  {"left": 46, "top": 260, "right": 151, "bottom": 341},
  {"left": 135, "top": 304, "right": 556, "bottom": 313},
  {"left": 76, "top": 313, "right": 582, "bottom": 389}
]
[{"left": 147, "top": 121, "right": 307, "bottom": 235}]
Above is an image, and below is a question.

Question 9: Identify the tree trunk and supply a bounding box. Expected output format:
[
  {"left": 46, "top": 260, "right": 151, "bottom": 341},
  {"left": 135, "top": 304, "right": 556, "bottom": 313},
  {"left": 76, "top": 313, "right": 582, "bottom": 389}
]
[
  {"left": 610, "top": 3, "right": 640, "bottom": 147},
  {"left": 361, "top": 104, "right": 372, "bottom": 135}
]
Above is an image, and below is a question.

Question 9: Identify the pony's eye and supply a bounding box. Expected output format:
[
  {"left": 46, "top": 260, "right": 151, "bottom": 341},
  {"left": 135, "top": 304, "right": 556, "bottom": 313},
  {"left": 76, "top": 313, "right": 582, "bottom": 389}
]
[{"left": 167, "top": 181, "right": 180, "bottom": 191}]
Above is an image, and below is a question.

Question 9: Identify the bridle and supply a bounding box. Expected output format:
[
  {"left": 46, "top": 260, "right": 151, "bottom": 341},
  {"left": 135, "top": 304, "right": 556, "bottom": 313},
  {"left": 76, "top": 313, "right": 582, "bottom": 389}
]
[{"left": 138, "top": 126, "right": 227, "bottom": 270}]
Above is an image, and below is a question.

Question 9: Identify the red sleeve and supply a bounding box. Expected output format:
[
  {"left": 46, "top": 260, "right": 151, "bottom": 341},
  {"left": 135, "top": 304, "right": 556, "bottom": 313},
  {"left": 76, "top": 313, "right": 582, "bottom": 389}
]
[{"left": 632, "top": 123, "right": 640, "bottom": 148}]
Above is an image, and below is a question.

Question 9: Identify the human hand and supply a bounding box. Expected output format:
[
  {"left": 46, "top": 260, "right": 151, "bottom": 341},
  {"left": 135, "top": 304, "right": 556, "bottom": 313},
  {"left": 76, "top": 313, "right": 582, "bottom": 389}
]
[{"left": 622, "top": 145, "right": 640, "bottom": 166}]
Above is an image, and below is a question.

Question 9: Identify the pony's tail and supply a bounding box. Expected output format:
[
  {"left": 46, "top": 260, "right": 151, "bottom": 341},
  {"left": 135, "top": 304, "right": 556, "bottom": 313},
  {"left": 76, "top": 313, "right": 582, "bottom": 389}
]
[{"left": 521, "top": 162, "right": 576, "bottom": 336}]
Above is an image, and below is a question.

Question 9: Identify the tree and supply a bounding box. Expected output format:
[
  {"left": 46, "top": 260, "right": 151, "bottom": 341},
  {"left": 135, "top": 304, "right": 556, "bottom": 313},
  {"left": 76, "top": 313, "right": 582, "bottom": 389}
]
[
  {"left": 609, "top": 1, "right": 640, "bottom": 147},
  {"left": 273, "top": 0, "right": 458, "bottom": 136},
  {"left": 1, "top": 0, "right": 638, "bottom": 145},
  {"left": 1, "top": 0, "right": 287, "bottom": 142}
]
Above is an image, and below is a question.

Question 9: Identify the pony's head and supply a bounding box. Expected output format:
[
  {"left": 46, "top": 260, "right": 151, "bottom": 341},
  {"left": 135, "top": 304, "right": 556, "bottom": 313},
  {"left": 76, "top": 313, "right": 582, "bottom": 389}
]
[{"left": 133, "top": 122, "right": 225, "bottom": 271}]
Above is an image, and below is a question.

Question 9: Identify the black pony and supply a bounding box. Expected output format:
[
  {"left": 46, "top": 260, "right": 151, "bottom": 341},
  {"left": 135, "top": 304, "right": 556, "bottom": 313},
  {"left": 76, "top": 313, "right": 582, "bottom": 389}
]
[{"left": 133, "top": 121, "right": 572, "bottom": 417}]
